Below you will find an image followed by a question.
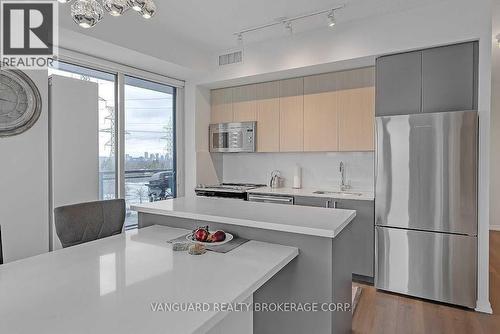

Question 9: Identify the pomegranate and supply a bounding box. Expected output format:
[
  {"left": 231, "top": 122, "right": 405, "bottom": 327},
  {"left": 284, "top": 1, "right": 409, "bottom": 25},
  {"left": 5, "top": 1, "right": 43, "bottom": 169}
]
[
  {"left": 193, "top": 227, "right": 210, "bottom": 242},
  {"left": 211, "top": 230, "right": 226, "bottom": 242}
]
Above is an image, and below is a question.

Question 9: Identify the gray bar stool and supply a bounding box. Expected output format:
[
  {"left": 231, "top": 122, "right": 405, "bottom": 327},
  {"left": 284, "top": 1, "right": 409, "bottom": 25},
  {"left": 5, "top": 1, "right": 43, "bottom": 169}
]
[
  {"left": 0, "top": 225, "right": 3, "bottom": 265},
  {"left": 54, "top": 199, "right": 126, "bottom": 248}
]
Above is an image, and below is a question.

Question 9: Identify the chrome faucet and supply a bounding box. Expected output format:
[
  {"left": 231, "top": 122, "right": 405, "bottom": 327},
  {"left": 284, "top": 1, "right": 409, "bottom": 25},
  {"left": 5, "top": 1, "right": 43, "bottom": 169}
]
[{"left": 339, "top": 161, "right": 351, "bottom": 191}]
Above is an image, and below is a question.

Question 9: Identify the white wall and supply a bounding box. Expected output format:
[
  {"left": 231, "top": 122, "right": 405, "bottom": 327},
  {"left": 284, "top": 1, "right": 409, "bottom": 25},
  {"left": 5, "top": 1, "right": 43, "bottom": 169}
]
[
  {"left": 0, "top": 70, "right": 49, "bottom": 262},
  {"left": 186, "top": 0, "right": 493, "bottom": 313},
  {"left": 490, "top": 0, "right": 500, "bottom": 230},
  {"left": 222, "top": 152, "right": 374, "bottom": 190}
]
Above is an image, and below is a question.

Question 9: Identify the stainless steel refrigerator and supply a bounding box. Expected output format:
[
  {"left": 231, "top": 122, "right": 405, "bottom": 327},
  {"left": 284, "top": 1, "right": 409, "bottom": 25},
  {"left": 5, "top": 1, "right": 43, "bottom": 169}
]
[{"left": 375, "top": 110, "right": 478, "bottom": 308}]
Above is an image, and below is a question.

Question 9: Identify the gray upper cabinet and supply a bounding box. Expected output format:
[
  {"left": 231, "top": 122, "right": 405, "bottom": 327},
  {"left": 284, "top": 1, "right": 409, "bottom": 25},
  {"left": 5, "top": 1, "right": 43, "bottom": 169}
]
[
  {"left": 376, "top": 42, "right": 478, "bottom": 117},
  {"left": 422, "top": 42, "right": 477, "bottom": 113},
  {"left": 376, "top": 51, "right": 422, "bottom": 116}
]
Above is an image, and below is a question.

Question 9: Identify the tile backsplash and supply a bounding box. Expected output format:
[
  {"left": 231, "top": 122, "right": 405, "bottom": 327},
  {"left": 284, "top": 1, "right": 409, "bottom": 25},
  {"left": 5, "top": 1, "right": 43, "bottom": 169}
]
[{"left": 222, "top": 152, "right": 375, "bottom": 191}]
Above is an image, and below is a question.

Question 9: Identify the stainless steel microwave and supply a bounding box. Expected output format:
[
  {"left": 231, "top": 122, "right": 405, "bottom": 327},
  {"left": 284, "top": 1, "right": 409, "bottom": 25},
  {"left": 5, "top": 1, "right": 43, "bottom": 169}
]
[{"left": 209, "top": 122, "right": 256, "bottom": 153}]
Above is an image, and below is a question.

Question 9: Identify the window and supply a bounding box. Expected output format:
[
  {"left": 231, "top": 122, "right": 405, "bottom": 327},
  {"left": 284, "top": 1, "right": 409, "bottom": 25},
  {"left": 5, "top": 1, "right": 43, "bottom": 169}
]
[
  {"left": 49, "top": 61, "right": 179, "bottom": 229},
  {"left": 124, "top": 76, "right": 176, "bottom": 228},
  {"left": 48, "top": 61, "right": 117, "bottom": 200}
]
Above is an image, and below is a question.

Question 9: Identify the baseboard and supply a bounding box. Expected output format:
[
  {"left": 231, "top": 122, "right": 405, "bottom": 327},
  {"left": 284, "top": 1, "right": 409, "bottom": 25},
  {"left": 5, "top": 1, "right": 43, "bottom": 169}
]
[
  {"left": 489, "top": 225, "right": 500, "bottom": 231},
  {"left": 475, "top": 299, "right": 493, "bottom": 314}
]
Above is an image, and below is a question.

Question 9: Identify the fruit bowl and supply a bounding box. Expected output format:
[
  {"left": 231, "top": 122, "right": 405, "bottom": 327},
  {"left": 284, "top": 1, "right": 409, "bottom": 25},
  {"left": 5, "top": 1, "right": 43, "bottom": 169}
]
[{"left": 186, "top": 231, "right": 234, "bottom": 246}]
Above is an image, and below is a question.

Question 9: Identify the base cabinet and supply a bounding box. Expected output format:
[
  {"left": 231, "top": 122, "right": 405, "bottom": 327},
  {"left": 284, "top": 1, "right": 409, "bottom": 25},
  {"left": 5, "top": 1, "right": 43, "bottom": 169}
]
[
  {"left": 294, "top": 196, "right": 375, "bottom": 279},
  {"left": 335, "top": 199, "right": 374, "bottom": 279}
]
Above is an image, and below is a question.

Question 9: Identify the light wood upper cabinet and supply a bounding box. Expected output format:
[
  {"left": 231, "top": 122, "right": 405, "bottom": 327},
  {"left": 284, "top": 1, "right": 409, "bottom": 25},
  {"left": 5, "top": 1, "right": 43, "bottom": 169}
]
[
  {"left": 304, "top": 72, "right": 340, "bottom": 151},
  {"left": 211, "top": 88, "right": 233, "bottom": 124},
  {"left": 256, "top": 81, "right": 280, "bottom": 152},
  {"left": 279, "top": 78, "right": 304, "bottom": 152},
  {"left": 209, "top": 67, "right": 375, "bottom": 153},
  {"left": 233, "top": 84, "right": 257, "bottom": 122},
  {"left": 338, "top": 87, "right": 375, "bottom": 151}
]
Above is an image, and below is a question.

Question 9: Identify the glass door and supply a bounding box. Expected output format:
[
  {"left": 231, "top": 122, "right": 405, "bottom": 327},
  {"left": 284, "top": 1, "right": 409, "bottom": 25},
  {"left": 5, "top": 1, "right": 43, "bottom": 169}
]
[{"left": 124, "top": 76, "right": 176, "bottom": 228}]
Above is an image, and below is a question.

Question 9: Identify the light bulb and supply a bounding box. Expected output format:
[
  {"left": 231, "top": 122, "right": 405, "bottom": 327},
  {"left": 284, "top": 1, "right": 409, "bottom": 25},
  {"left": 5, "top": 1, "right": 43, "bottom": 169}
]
[
  {"left": 127, "top": 0, "right": 146, "bottom": 12},
  {"left": 71, "top": 0, "right": 103, "bottom": 28},
  {"left": 140, "top": 0, "right": 156, "bottom": 19},
  {"left": 104, "top": 0, "right": 130, "bottom": 17},
  {"left": 328, "top": 11, "right": 336, "bottom": 27}
]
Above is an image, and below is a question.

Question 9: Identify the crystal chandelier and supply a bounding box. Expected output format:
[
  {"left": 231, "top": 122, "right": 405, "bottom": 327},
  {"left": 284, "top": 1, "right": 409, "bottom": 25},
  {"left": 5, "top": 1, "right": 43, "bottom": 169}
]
[{"left": 58, "top": 0, "right": 157, "bottom": 29}]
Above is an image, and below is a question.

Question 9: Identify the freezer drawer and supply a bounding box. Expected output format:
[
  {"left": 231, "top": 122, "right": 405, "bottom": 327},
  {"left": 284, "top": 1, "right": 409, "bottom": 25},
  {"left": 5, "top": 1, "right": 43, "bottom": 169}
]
[{"left": 375, "top": 226, "right": 477, "bottom": 308}]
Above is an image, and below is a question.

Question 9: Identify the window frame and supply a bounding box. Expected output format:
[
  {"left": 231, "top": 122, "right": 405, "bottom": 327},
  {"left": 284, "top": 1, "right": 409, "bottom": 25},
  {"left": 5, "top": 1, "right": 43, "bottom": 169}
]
[{"left": 51, "top": 50, "right": 185, "bottom": 203}]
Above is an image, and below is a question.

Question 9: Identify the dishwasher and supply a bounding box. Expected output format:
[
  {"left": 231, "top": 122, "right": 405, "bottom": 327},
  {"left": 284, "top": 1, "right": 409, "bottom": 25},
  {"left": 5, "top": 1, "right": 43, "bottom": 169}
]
[{"left": 247, "top": 194, "right": 294, "bottom": 205}]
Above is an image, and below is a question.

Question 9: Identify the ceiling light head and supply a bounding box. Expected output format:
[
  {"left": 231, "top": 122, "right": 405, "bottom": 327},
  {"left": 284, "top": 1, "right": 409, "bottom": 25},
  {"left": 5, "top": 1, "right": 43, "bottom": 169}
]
[
  {"left": 127, "top": 0, "right": 146, "bottom": 12},
  {"left": 497, "top": 34, "right": 500, "bottom": 48},
  {"left": 71, "top": 0, "right": 104, "bottom": 28},
  {"left": 328, "top": 11, "right": 336, "bottom": 27},
  {"left": 237, "top": 33, "right": 243, "bottom": 45},
  {"left": 140, "top": 0, "right": 156, "bottom": 19},
  {"left": 285, "top": 21, "right": 293, "bottom": 35},
  {"left": 103, "top": 0, "right": 130, "bottom": 17}
]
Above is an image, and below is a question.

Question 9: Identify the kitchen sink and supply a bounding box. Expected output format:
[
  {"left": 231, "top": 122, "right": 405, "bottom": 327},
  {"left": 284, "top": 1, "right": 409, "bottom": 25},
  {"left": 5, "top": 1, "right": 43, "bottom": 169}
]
[{"left": 313, "top": 190, "right": 363, "bottom": 196}]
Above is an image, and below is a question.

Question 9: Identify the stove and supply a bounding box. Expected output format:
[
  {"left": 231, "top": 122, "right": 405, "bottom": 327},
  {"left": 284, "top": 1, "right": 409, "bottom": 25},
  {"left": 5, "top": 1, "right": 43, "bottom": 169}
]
[{"left": 195, "top": 183, "right": 266, "bottom": 200}]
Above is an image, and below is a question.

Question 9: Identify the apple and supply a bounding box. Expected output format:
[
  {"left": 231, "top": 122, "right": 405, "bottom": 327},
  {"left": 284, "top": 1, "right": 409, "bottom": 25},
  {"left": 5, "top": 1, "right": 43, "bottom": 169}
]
[
  {"left": 194, "top": 227, "right": 210, "bottom": 242},
  {"left": 211, "top": 230, "right": 226, "bottom": 242}
]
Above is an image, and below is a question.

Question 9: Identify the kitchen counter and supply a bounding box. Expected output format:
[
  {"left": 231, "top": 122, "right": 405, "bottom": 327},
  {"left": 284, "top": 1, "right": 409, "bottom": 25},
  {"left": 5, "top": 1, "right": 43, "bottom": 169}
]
[
  {"left": 248, "top": 186, "right": 375, "bottom": 201},
  {"left": 131, "top": 196, "right": 356, "bottom": 238},
  {"left": 0, "top": 225, "right": 298, "bottom": 334},
  {"left": 133, "top": 197, "right": 357, "bottom": 333}
]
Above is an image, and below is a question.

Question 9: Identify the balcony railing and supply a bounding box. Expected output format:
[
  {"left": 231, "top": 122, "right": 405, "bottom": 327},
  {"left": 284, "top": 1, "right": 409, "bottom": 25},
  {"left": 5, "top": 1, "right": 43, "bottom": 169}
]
[{"left": 99, "top": 169, "right": 175, "bottom": 228}]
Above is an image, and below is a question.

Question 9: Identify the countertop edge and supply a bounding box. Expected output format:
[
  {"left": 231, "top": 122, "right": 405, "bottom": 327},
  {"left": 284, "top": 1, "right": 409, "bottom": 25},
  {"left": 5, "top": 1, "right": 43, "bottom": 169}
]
[
  {"left": 246, "top": 187, "right": 375, "bottom": 201},
  {"left": 132, "top": 205, "right": 357, "bottom": 238}
]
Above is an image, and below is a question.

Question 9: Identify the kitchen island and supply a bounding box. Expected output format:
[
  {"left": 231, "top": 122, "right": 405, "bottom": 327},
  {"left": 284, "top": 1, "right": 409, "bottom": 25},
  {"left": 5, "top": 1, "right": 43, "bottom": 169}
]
[
  {"left": 132, "top": 197, "right": 357, "bottom": 334},
  {"left": 0, "top": 225, "right": 298, "bottom": 334}
]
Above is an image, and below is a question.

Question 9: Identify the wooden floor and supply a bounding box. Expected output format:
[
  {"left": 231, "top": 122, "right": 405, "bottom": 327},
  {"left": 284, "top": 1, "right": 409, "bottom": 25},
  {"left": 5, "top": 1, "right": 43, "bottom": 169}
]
[{"left": 352, "top": 231, "right": 500, "bottom": 334}]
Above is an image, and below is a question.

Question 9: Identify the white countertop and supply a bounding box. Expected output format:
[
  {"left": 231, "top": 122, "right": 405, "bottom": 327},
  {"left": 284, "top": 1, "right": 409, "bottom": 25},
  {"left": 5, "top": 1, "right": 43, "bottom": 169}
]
[
  {"left": 0, "top": 225, "right": 298, "bottom": 334},
  {"left": 248, "top": 186, "right": 375, "bottom": 201},
  {"left": 132, "top": 197, "right": 356, "bottom": 238}
]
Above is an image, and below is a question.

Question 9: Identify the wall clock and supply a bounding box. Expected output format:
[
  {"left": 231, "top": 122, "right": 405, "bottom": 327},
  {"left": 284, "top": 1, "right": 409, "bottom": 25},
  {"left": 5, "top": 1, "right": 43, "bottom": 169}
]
[{"left": 0, "top": 69, "right": 42, "bottom": 137}]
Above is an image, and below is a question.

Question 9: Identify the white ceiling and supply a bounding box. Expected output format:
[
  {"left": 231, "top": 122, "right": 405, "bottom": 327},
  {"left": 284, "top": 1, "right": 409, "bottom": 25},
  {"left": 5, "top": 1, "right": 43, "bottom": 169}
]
[{"left": 58, "top": 0, "right": 444, "bottom": 65}]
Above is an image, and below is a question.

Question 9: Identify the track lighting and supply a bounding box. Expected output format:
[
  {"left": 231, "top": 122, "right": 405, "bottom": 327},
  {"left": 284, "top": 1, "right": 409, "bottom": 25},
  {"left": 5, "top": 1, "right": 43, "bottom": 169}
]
[
  {"left": 328, "top": 10, "right": 336, "bottom": 27},
  {"left": 237, "top": 33, "right": 243, "bottom": 45},
  {"left": 497, "top": 34, "right": 500, "bottom": 48},
  {"left": 234, "top": 4, "right": 345, "bottom": 43}
]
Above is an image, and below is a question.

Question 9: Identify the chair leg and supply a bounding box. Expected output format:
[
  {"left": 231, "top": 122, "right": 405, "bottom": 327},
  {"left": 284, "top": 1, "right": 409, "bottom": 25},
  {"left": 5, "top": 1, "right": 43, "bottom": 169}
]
[{"left": 0, "top": 225, "right": 3, "bottom": 265}]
